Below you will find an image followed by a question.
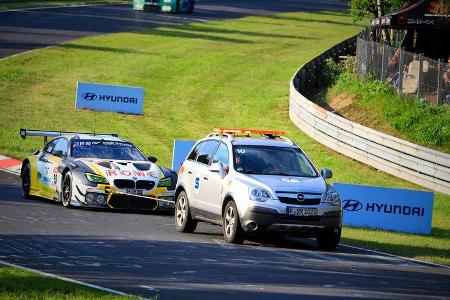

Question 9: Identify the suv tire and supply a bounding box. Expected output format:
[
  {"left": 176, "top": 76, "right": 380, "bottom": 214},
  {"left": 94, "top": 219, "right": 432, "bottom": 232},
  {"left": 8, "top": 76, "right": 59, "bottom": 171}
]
[
  {"left": 316, "top": 227, "right": 341, "bottom": 250},
  {"left": 223, "top": 200, "right": 245, "bottom": 244},
  {"left": 175, "top": 191, "right": 197, "bottom": 233}
]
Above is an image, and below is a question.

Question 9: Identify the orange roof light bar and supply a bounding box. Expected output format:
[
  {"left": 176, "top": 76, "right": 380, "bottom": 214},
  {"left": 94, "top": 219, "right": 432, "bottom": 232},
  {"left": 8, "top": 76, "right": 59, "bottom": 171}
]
[{"left": 213, "top": 128, "right": 286, "bottom": 136}]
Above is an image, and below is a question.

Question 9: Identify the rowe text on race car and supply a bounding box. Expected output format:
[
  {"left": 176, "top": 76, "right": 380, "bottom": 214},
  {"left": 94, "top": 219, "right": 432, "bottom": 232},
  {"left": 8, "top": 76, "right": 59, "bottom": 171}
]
[
  {"left": 19, "top": 129, "right": 176, "bottom": 210},
  {"left": 175, "top": 128, "right": 342, "bottom": 250}
]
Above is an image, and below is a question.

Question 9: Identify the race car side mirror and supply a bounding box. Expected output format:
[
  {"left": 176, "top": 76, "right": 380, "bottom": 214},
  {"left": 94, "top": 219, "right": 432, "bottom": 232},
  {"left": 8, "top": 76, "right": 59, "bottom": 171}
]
[
  {"left": 52, "top": 150, "right": 64, "bottom": 157},
  {"left": 320, "top": 168, "right": 332, "bottom": 179},
  {"left": 148, "top": 156, "right": 158, "bottom": 163}
]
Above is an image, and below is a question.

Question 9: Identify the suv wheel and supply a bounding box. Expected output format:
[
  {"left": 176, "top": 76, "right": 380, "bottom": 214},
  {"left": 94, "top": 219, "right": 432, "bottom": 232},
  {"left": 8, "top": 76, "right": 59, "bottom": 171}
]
[
  {"left": 175, "top": 191, "right": 197, "bottom": 233},
  {"left": 223, "top": 201, "right": 244, "bottom": 244},
  {"left": 316, "top": 227, "right": 341, "bottom": 250}
]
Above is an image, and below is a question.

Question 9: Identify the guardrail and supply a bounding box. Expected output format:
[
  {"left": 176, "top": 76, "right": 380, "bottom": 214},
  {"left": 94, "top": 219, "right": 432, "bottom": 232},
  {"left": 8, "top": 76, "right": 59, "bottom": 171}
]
[{"left": 289, "top": 36, "right": 450, "bottom": 195}]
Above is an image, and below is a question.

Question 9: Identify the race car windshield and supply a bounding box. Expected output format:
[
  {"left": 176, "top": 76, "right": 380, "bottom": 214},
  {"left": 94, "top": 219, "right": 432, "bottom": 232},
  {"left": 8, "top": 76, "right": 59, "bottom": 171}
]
[
  {"left": 71, "top": 140, "right": 146, "bottom": 161},
  {"left": 233, "top": 146, "right": 318, "bottom": 177}
]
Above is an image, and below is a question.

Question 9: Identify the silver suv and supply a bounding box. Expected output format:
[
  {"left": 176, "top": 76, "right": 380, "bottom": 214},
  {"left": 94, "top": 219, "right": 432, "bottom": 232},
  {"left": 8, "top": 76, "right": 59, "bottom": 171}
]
[{"left": 174, "top": 129, "right": 342, "bottom": 249}]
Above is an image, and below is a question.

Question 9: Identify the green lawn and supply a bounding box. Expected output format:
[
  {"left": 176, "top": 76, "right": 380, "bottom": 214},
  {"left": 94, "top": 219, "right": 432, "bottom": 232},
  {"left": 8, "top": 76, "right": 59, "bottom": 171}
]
[
  {"left": 0, "top": 11, "right": 448, "bottom": 265},
  {"left": 0, "top": 0, "right": 125, "bottom": 10},
  {"left": 0, "top": 265, "right": 134, "bottom": 299}
]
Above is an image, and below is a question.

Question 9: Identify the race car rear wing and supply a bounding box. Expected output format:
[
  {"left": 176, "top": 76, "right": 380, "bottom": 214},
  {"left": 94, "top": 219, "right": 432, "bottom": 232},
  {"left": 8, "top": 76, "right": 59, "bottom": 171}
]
[{"left": 20, "top": 128, "right": 118, "bottom": 144}]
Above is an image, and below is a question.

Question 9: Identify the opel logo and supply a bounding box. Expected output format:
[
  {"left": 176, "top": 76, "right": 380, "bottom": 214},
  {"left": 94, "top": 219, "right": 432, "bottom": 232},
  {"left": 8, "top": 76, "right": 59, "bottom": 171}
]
[
  {"left": 296, "top": 193, "right": 305, "bottom": 202},
  {"left": 342, "top": 199, "right": 363, "bottom": 211},
  {"left": 82, "top": 92, "right": 97, "bottom": 101}
]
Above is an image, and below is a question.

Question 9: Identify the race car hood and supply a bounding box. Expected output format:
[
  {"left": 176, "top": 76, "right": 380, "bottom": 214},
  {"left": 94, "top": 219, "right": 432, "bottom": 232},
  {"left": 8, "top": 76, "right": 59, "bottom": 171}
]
[
  {"left": 78, "top": 158, "right": 161, "bottom": 187},
  {"left": 238, "top": 174, "right": 326, "bottom": 194}
]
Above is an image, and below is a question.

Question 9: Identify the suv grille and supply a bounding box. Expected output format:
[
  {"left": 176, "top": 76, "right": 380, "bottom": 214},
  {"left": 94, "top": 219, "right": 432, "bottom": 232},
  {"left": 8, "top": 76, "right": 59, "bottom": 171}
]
[{"left": 276, "top": 191, "right": 322, "bottom": 206}]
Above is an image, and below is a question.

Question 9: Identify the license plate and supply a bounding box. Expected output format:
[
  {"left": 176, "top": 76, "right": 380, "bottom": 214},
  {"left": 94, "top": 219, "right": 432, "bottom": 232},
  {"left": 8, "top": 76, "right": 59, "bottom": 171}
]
[
  {"left": 123, "top": 189, "right": 143, "bottom": 196},
  {"left": 286, "top": 207, "right": 318, "bottom": 216}
]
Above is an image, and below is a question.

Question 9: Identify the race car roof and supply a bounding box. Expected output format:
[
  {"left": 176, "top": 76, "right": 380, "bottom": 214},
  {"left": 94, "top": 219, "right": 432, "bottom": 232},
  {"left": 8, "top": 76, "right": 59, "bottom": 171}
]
[{"left": 69, "top": 134, "right": 126, "bottom": 142}]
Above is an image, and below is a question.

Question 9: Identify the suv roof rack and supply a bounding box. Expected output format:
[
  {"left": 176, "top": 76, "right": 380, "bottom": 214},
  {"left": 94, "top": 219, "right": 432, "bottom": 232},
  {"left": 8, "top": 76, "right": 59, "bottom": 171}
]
[
  {"left": 209, "top": 128, "right": 293, "bottom": 144},
  {"left": 20, "top": 128, "right": 118, "bottom": 145}
]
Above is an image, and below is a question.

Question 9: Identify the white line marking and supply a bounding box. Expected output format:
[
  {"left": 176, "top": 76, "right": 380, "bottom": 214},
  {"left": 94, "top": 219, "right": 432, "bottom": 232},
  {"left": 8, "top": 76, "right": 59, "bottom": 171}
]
[
  {"left": 341, "top": 243, "right": 450, "bottom": 269},
  {"left": 0, "top": 259, "right": 131, "bottom": 296},
  {"left": 0, "top": 2, "right": 126, "bottom": 13}
]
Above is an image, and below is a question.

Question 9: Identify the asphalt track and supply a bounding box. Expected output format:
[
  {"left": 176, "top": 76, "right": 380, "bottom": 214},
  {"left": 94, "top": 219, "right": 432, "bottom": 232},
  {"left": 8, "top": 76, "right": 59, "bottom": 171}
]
[
  {"left": 0, "top": 0, "right": 348, "bottom": 58},
  {"left": 1, "top": 1, "right": 450, "bottom": 299},
  {"left": 1, "top": 169, "right": 450, "bottom": 299}
]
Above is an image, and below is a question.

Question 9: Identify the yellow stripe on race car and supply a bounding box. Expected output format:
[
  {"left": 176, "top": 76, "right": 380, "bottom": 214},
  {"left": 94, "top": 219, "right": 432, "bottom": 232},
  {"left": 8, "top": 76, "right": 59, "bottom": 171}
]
[{"left": 86, "top": 162, "right": 105, "bottom": 177}]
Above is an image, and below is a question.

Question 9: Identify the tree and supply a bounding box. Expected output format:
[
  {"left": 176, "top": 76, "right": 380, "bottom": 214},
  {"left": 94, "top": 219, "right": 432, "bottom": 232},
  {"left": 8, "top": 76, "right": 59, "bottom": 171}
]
[{"left": 349, "top": 0, "right": 409, "bottom": 22}]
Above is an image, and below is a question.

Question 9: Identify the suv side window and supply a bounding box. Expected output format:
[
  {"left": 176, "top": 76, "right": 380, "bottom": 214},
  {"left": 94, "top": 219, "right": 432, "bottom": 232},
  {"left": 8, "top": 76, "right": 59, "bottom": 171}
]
[
  {"left": 187, "top": 141, "right": 204, "bottom": 161},
  {"left": 196, "top": 140, "right": 219, "bottom": 165},
  {"left": 52, "top": 138, "right": 68, "bottom": 157},
  {"left": 212, "top": 143, "right": 229, "bottom": 173}
]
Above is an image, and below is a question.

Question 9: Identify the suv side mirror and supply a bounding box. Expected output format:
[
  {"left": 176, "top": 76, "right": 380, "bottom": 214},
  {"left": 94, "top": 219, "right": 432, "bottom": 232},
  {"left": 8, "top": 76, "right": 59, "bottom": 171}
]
[
  {"left": 209, "top": 162, "right": 225, "bottom": 176},
  {"left": 148, "top": 156, "right": 158, "bottom": 163},
  {"left": 52, "top": 150, "right": 64, "bottom": 157},
  {"left": 320, "top": 168, "right": 332, "bottom": 179}
]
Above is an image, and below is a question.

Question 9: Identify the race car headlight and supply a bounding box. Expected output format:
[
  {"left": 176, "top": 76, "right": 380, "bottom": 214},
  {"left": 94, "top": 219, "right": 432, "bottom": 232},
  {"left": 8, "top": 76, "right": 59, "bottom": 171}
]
[
  {"left": 85, "top": 173, "right": 109, "bottom": 184},
  {"left": 249, "top": 188, "right": 272, "bottom": 203},
  {"left": 325, "top": 191, "right": 340, "bottom": 206},
  {"left": 157, "top": 177, "right": 173, "bottom": 188}
]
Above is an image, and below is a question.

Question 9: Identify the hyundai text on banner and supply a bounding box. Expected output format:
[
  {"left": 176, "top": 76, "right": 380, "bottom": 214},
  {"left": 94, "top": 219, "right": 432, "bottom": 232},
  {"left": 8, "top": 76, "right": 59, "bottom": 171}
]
[
  {"left": 76, "top": 82, "right": 144, "bottom": 115},
  {"left": 334, "top": 183, "right": 434, "bottom": 234}
]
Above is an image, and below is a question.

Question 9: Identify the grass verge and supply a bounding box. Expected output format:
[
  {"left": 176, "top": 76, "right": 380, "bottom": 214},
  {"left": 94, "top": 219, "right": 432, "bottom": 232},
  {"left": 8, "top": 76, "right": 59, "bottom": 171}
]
[
  {"left": 0, "top": 265, "right": 133, "bottom": 299},
  {"left": 0, "top": 0, "right": 125, "bottom": 10},
  {"left": 0, "top": 11, "right": 448, "bottom": 265},
  {"left": 327, "top": 72, "right": 450, "bottom": 153}
]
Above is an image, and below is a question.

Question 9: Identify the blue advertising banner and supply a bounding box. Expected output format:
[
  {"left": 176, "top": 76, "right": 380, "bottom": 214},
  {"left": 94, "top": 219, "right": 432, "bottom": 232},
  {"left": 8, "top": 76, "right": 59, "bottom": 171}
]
[
  {"left": 76, "top": 82, "right": 144, "bottom": 115},
  {"left": 334, "top": 183, "right": 434, "bottom": 234},
  {"left": 172, "top": 140, "right": 196, "bottom": 171}
]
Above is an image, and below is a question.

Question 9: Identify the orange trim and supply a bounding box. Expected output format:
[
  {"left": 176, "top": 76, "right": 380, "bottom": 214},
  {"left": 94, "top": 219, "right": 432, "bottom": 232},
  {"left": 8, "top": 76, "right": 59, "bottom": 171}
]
[{"left": 213, "top": 128, "right": 286, "bottom": 136}]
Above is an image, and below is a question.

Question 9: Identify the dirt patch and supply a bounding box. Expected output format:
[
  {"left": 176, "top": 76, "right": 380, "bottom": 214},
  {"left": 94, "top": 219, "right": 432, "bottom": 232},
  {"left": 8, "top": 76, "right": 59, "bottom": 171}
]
[{"left": 327, "top": 92, "right": 354, "bottom": 112}]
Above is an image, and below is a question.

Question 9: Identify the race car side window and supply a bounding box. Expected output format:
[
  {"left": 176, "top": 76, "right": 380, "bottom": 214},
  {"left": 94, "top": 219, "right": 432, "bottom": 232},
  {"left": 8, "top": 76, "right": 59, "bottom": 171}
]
[
  {"left": 187, "top": 141, "right": 204, "bottom": 161},
  {"left": 52, "top": 138, "right": 68, "bottom": 157},
  {"left": 43, "top": 139, "right": 58, "bottom": 154},
  {"left": 196, "top": 140, "right": 219, "bottom": 166}
]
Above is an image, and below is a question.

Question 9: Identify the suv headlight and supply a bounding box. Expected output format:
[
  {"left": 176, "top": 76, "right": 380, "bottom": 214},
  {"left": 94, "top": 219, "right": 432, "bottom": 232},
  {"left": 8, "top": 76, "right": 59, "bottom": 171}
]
[
  {"left": 157, "top": 177, "right": 173, "bottom": 187},
  {"left": 325, "top": 191, "right": 341, "bottom": 206},
  {"left": 85, "top": 173, "right": 109, "bottom": 184},
  {"left": 249, "top": 188, "right": 272, "bottom": 203}
]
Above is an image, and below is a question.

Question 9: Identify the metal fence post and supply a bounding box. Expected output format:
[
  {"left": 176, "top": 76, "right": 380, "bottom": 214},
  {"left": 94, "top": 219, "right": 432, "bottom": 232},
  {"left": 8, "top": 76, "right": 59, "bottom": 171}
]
[
  {"left": 381, "top": 43, "right": 386, "bottom": 81},
  {"left": 365, "top": 39, "right": 370, "bottom": 78},
  {"left": 437, "top": 59, "right": 442, "bottom": 105},
  {"left": 398, "top": 48, "right": 404, "bottom": 94},
  {"left": 417, "top": 53, "right": 423, "bottom": 100}
]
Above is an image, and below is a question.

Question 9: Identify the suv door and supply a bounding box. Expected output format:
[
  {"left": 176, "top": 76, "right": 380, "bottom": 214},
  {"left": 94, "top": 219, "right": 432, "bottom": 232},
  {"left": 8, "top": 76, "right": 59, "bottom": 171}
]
[
  {"left": 182, "top": 141, "right": 203, "bottom": 206},
  {"left": 192, "top": 140, "right": 219, "bottom": 213},
  {"left": 202, "top": 142, "right": 230, "bottom": 215}
]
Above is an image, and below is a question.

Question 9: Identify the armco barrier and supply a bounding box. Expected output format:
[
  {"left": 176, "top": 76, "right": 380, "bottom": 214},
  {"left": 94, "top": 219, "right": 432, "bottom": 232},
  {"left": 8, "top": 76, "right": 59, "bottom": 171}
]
[{"left": 289, "top": 37, "right": 450, "bottom": 195}]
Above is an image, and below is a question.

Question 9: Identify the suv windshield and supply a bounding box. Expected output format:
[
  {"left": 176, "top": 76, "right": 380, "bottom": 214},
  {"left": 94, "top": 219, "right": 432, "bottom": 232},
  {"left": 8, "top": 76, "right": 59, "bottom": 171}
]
[
  {"left": 71, "top": 140, "right": 146, "bottom": 161},
  {"left": 233, "top": 145, "right": 318, "bottom": 177}
]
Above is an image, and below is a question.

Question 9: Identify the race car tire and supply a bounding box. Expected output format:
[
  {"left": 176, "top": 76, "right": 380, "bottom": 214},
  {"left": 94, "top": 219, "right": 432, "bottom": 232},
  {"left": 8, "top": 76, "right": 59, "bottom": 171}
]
[
  {"left": 223, "top": 200, "right": 245, "bottom": 244},
  {"left": 21, "top": 162, "right": 32, "bottom": 199},
  {"left": 175, "top": 191, "right": 197, "bottom": 233},
  {"left": 61, "top": 172, "right": 73, "bottom": 208},
  {"left": 316, "top": 227, "right": 341, "bottom": 250}
]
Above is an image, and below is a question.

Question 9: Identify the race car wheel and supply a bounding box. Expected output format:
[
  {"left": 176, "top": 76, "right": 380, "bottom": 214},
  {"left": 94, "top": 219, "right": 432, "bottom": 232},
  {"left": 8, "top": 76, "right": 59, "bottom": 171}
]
[
  {"left": 223, "top": 200, "right": 244, "bottom": 244},
  {"left": 175, "top": 191, "right": 197, "bottom": 232},
  {"left": 316, "top": 227, "right": 341, "bottom": 250},
  {"left": 21, "top": 162, "right": 31, "bottom": 199},
  {"left": 61, "top": 172, "right": 73, "bottom": 208}
]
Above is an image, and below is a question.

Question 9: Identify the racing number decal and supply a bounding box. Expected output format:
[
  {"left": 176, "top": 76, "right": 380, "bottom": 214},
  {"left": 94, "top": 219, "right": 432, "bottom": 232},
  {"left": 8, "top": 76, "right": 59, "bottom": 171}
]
[{"left": 194, "top": 177, "right": 200, "bottom": 194}]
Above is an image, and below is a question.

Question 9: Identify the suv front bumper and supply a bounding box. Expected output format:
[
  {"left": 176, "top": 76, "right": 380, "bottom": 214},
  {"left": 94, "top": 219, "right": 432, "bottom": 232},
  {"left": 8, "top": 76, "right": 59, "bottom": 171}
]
[{"left": 241, "top": 206, "right": 341, "bottom": 236}]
